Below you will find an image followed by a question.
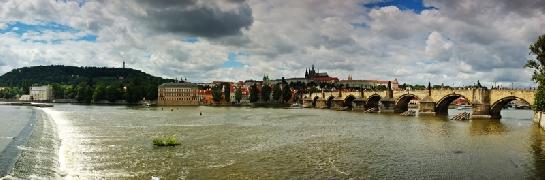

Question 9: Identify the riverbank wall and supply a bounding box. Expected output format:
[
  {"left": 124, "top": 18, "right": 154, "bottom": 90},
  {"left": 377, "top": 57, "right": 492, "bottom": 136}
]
[{"left": 533, "top": 111, "right": 545, "bottom": 130}]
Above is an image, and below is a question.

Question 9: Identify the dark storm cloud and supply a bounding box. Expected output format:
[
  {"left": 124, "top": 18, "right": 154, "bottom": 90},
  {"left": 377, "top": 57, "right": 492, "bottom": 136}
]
[{"left": 134, "top": 0, "right": 253, "bottom": 38}]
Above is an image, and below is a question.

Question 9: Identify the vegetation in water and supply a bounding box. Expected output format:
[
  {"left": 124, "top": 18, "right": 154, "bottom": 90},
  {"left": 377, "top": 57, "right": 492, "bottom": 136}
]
[{"left": 152, "top": 135, "right": 181, "bottom": 146}]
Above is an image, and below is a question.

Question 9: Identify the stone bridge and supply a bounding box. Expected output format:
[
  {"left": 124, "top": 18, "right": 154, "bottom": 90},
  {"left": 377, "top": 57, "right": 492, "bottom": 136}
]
[{"left": 302, "top": 88, "right": 535, "bottom": 119}]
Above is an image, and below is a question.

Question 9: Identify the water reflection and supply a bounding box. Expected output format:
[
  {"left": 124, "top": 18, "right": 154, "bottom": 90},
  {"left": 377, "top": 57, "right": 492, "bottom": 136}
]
[
  {"left": 469, "top": 120, "right": 508, "bottom": 136},
  {"left": 530, "top": 125, "right": 545, "bottom": 178}
]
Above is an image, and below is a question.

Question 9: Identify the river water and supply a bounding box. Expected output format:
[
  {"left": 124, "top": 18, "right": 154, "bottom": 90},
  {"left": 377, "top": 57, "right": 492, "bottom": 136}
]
[{"left": 2, "top": 104, "right": 545, "bottom": 179}]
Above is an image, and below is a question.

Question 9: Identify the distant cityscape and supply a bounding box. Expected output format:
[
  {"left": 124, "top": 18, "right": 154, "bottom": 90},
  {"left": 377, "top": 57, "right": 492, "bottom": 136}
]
[
  {"left": 157, "top": 64, "right": 399, "bottom": 106},
  {"left": 1, "top": 64, "right": 401, "bottom": 106}
]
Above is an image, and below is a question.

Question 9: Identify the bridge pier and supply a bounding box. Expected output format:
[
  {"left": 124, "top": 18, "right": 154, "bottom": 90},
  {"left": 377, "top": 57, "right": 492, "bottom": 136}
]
[
  {"left": 471, "top": 88, "right": 492, "bottom": 119},
  {"left": 380, "top": 82, "right": 395, "bottom": 112},
  {"left": 380, "top": 99, "right": 395, "bottom": 112},
  {"left": 419, "top": 96, "right": 436, "bottom": 116},
  {"left": 472, "top": 104, "right": 492, "bottom": 119}
]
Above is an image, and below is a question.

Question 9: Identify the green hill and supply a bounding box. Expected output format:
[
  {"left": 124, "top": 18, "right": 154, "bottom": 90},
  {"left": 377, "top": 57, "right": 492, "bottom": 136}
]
[
  {"left": 0, "top": 65, "right": 170, "bottom": 86},
  {"left": 0, "top": 65, "right": 175, "bottom": 103}
]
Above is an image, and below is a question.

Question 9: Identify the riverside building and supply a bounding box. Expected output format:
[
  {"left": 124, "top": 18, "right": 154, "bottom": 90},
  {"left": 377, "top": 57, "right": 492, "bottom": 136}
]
[
  {"left": 158, "top": 83, "right": 199, "bottom": 106},
  {"left": 30, "top": 85, "right": 53, "bottom": 101}
]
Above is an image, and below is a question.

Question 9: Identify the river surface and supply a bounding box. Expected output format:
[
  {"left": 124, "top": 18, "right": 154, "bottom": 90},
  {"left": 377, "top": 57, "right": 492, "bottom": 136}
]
[{"left": 2, "top": 104, "right": 545, "bottom": 179}]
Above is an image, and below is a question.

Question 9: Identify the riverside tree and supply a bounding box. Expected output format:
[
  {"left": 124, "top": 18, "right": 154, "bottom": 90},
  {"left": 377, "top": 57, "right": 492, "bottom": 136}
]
[
  {"left": 272, "top": 83, "right": 282, "bottom": 101},
  {"left": 525, "top": 34, "right": 545, "bottom": 110},
  {"left": 282, "top": 84, "right": 292, "bottom": 103},
  {"left": 261, "top": 84, "right": 272, "bottom": 102},
  {"left": 235, "top": 86, "right": 242, "bottom": 103},
  {"left": 224, "top": 83, "right": 231, "bottom": 103},
  {"left": 211, "top": 84, "right": 223, "bottom": 102},
  {"left": 250, "top": 83, "right": 259, "bottom": 102}
]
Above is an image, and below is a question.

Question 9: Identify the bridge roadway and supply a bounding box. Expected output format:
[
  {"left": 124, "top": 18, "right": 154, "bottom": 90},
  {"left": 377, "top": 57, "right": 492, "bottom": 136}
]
[{"left": 302, "top": 88, "right": 535, "bottom": 119}]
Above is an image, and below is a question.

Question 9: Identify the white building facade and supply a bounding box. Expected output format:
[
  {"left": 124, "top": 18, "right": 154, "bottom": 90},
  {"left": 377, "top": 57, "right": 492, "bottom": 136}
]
[{"left": 30, "top": 85, "right": 54, "bottom": 101}]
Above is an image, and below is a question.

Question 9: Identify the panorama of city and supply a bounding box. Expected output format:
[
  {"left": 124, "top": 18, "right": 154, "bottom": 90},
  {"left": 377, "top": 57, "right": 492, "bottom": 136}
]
[{"left": 1, "top": 0, "right": 545, "bottom": 179}]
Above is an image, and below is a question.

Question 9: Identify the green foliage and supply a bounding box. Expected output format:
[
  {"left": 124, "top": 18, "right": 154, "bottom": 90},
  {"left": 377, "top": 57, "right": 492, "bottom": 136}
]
[
  {"left": 526, "top": 34, "right": 545, "bottom": 84},
  {"left": 261, "top": 84, "right": 271, "bottom": 102},
  {"left": 106, "top": 84, "right": 123, "bottom": 102},
  {"left": 76, "top": 82, "right": 93, "bottom": 103},
  {"left": 223, "top": 83, "right": 231, "bottom": 102},
  {"left": 235, "top": 87, "right": 242, "bottom": 103},
  {"left": 92, "top": 83, "right": 107, "bottom": 102},
  {"left": 272, "top": 83, "right": 282, "bottom": 101},
  {"left": 282, "top": 84, "right": 292, "bottom": 102},
  {"left": 0, "top": 65, "right": 173, "bottom": 104},
  {"left": 0, "top": 87, "right": 23, "bottom": 99},
  {"left": 152, "top": 135, "right": 181, "bottom": 146},
  {"left": 211, "top": 84, "right": 223, "bottom": 102},
  {"left": 535, "top": 85, "right": 545, "bottom": 111},
  {"left": 249, "top": 83, "right": 259, "bottom": 103},
  {"left": 526, "top": 34, "right": 545, "bottom": 110}
]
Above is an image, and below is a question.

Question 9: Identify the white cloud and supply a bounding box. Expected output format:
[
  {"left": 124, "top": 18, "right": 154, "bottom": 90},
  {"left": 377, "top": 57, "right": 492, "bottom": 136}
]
[
  {"left": 0, "top": 0, "right": 542, "bottom": 87},
  {"left": 425, "top": 31, "right": 453, "bottom": 61}
]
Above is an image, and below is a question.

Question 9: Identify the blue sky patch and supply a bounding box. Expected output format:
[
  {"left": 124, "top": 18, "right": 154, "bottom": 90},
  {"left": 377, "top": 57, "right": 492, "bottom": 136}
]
[
  {"left": 222, "top": 52, "right": 244, "bottom": 68},
  {"left": 351, "top": 22, "right": 369, "bottom": 29},
  {"left": 363, "top": 0, "right": 437, "bottom": 14},
  {"left": 183, "top": 36, "right": 199, "bottom": 43},
  {"left": 0, "top": 21, "right": 97, "bottom": 43}
]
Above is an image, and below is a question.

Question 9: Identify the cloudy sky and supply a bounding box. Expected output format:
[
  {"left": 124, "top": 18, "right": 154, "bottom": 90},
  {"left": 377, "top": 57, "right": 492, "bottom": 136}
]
[{"left": 0, "top": 0, "right": 543, "bottom": 87}]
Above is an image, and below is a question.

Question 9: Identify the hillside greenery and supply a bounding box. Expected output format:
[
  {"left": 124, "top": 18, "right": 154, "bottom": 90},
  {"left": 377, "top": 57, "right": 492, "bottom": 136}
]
[{"left": 0, "top": 65, "right": 174, "bottom": 103}]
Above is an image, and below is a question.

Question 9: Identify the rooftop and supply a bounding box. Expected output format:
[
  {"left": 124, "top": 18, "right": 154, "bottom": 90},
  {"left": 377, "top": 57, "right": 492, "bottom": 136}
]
[{"left": 159, "top": 82, "right": 198, "bottom": 88}]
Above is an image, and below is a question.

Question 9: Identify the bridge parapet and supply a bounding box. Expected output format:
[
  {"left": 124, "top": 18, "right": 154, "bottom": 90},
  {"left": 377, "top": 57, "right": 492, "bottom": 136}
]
[{"left": 302, "top": 88, "right": 535, "bottom": 119}]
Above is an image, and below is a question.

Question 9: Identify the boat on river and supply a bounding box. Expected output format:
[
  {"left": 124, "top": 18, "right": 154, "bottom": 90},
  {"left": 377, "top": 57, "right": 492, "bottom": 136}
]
[{"left": 457, "top": 105, "right": 472, "bottom": 110}]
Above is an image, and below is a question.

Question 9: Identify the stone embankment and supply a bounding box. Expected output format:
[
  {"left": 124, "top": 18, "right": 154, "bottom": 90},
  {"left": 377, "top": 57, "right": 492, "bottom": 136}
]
[
  {"left": 451, "top": 112, "right": 471, "bottom": 121},
  {"left": 400, "top": 110, "right": 416, "bottom": 116},
  {"left": 533, "top": 111, "right": 545, "bottom": 130}
]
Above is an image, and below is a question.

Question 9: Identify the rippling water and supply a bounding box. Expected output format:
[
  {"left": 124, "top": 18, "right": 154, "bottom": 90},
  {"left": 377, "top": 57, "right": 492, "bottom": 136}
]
[{"left": 5, "top": 104, "right": 545, "bottom": 179}]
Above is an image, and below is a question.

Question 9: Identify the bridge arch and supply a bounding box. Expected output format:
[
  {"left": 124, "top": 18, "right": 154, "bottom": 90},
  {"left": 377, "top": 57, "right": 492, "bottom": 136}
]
[
  {"left": 435, "top": 94, "right": 471, "bottom": 115},
  {"left": 365, "top": 94, "right": 381, "bottom": 110},
  {"left": 344, "top": 95, "right": 356, "bottom": 109},
  {"left": 394, "top": 94, "right": 419, "bottom": 113},
  {"left": 490, "top": 96, "right": 531, "bottom": 119},
  {"left": 312, "top": 96, "right": 320, "bottom": 107},
  {"left": 326, "top": 96, "right": 335, "bottom": 109}
]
